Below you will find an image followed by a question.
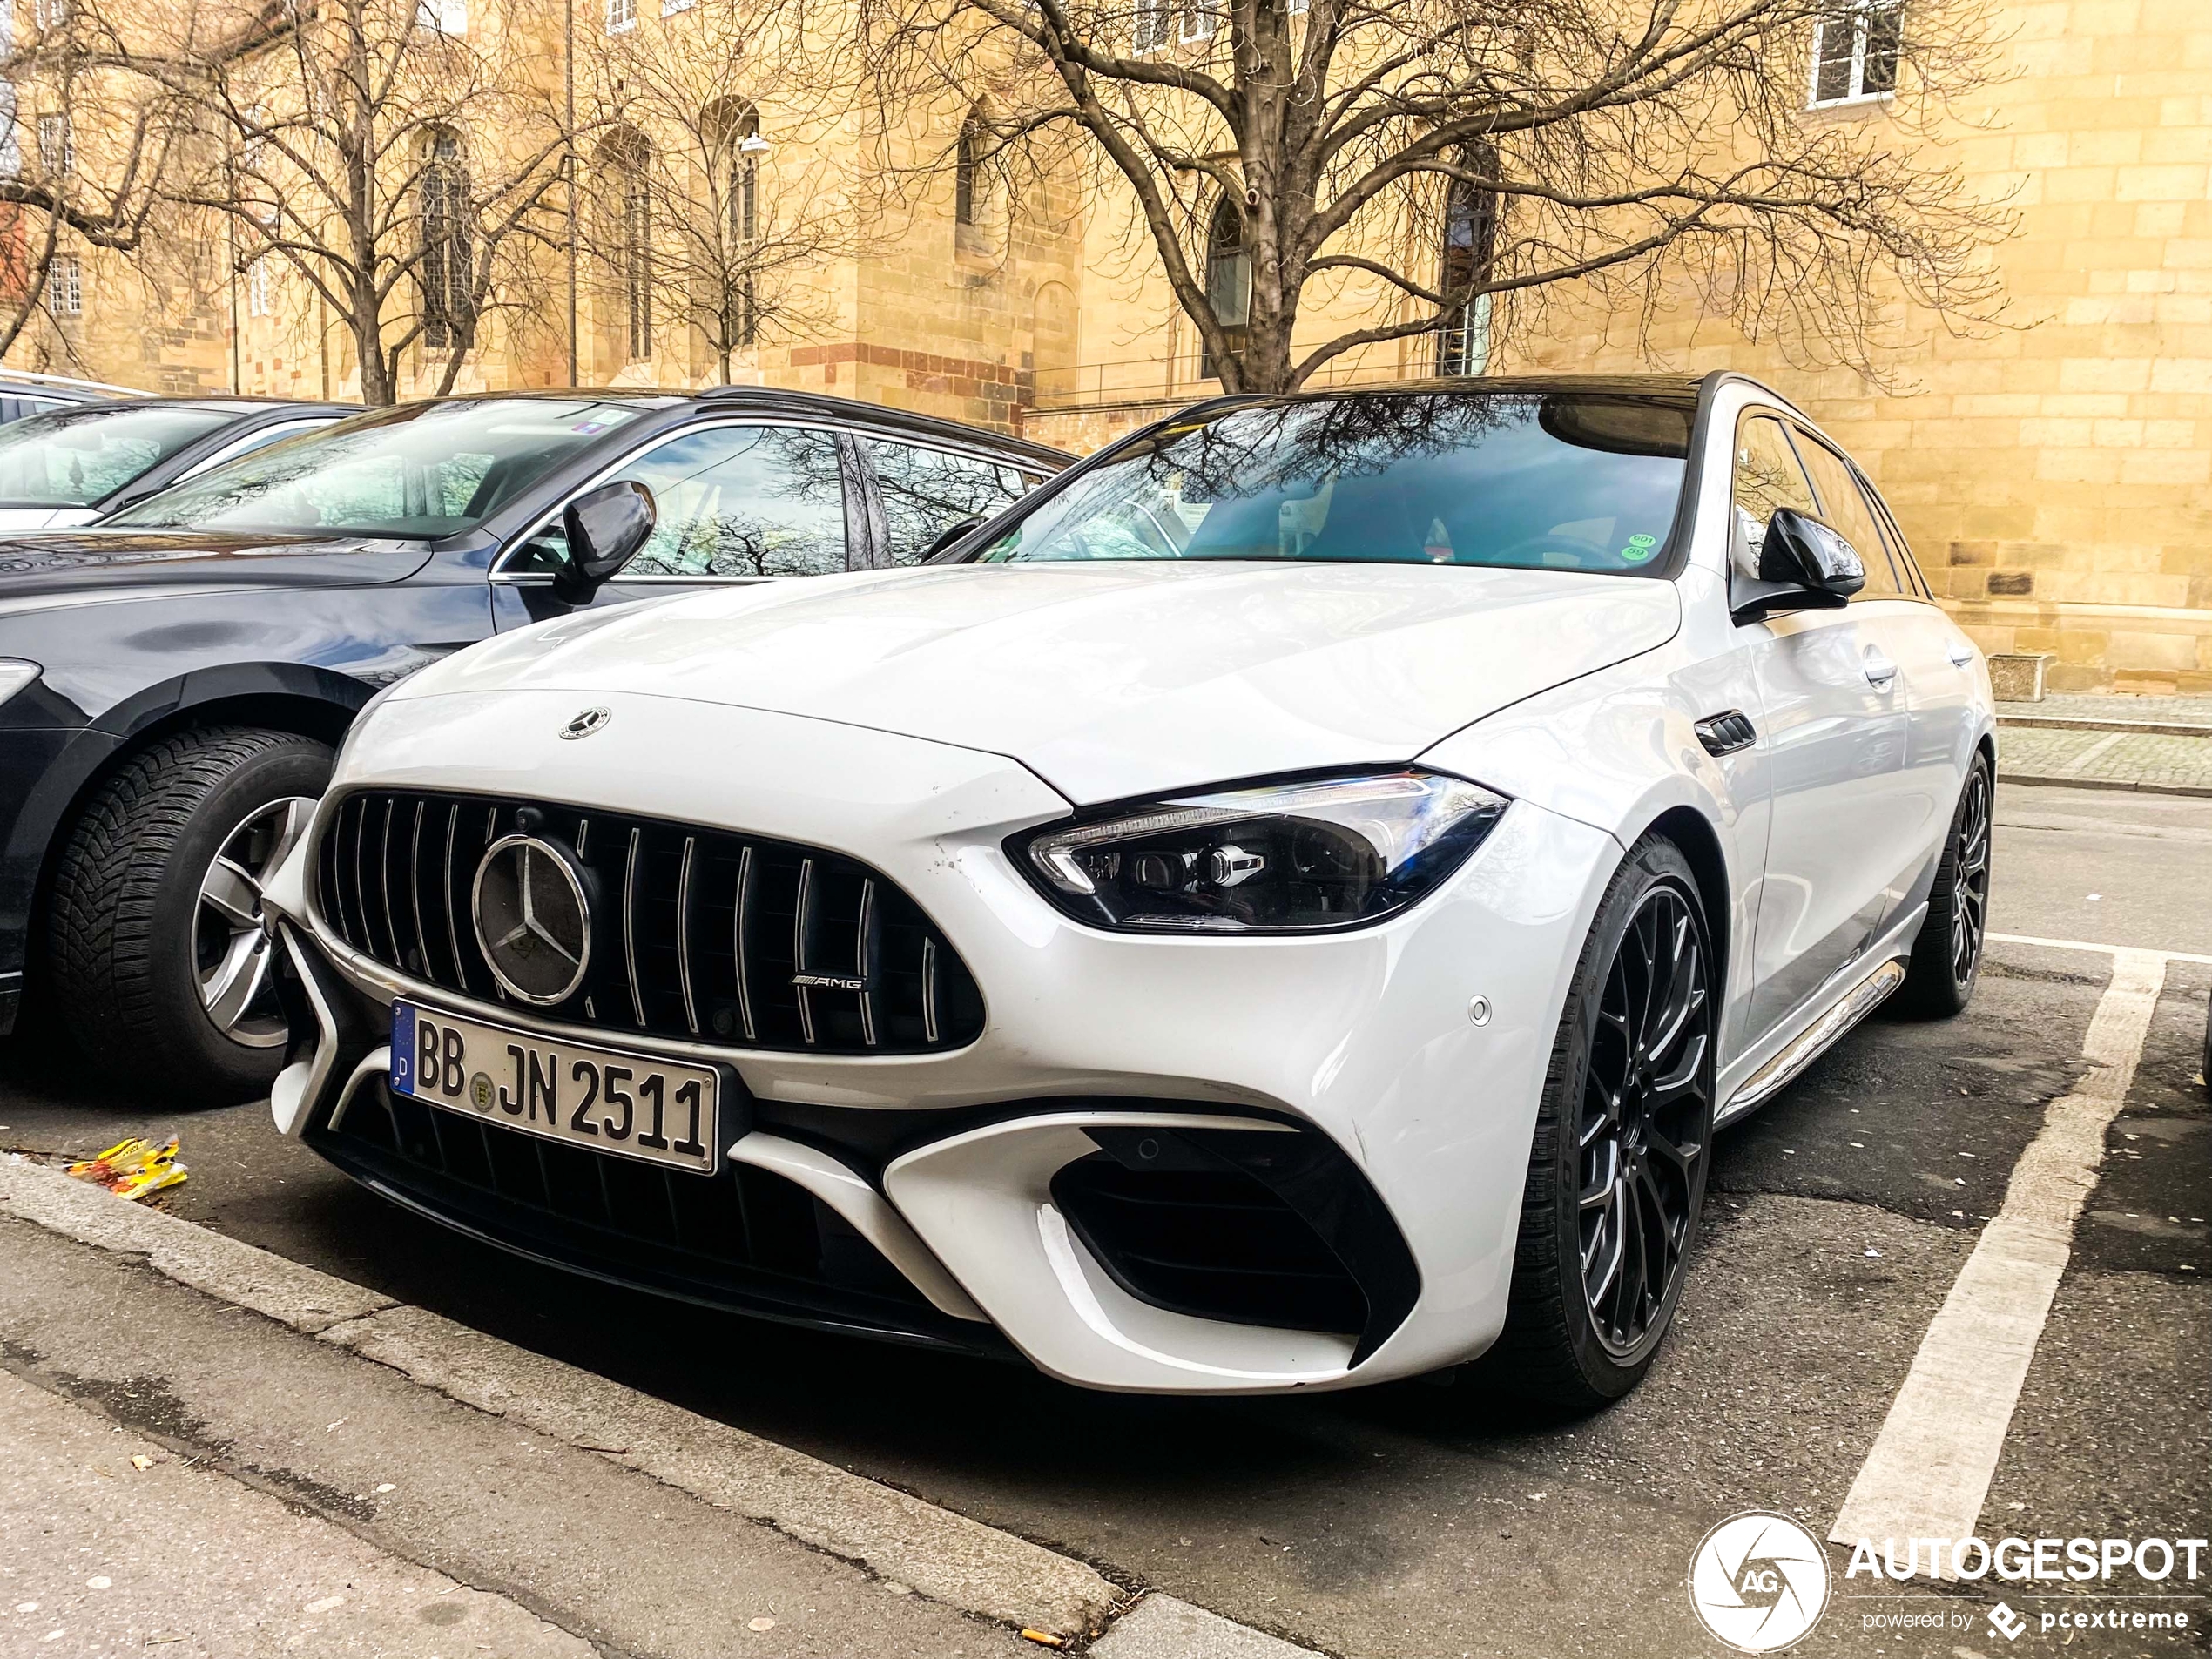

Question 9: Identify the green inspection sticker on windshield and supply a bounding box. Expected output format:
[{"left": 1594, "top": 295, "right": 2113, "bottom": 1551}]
[{"left": 1619, "top": 533, "right": 1659, "bottom": 563}]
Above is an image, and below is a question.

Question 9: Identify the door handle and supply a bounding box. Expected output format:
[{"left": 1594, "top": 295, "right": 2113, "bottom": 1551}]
[{"left": 1863, "top": 648, "right": 1900, "bottom": 689}]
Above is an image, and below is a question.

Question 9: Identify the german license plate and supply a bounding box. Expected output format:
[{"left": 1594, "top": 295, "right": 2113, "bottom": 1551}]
[{"left": 390, "top": 1001, "right": 720, "bottom": 1175}]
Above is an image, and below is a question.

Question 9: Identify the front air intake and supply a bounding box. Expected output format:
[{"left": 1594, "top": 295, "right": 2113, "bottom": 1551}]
[{"left": 313, "top": 790, "right": 985, "bottom": 1055}]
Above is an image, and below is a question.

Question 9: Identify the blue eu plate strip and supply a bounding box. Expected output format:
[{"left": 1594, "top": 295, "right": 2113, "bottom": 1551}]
[{"left": 390, "top": 1001, "right": 416, "bottom": 1096}]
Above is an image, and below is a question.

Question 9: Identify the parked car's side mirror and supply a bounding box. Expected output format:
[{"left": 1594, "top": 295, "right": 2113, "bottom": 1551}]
[
  {"left": 550, "top": 480, "right": 657, "bottom": 604},
  {"left": 921, "top": 516, "right": 985, "bottom": 560},
  {"left": 1730, "top": 506, "right": 1865, "bottom": 624}
]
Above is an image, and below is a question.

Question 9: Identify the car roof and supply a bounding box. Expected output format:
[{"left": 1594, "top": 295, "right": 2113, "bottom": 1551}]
[
  {"left": 1164, "top": 370, "right": 1809, "bottom": 419},
  {"left": 392, "top": 386, "right": 1076, "bottom": 469}
]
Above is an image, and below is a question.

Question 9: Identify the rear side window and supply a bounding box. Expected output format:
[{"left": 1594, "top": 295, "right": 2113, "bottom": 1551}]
[
  {"left": 1791, "top": 431, "right": 1905, "bottom": 599},
  {"left": 857, "top": 436, "right": 1027, "bottom": 565}
]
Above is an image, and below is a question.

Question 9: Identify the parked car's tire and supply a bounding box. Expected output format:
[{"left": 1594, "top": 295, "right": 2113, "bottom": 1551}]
[
  {"left": 44, "top": 726, "right": 331, "bottom": 1100},
  {"left": 1896, "top": 752, "right": 1994, "bottom": 1019},
  {"left": 1487, "top": 835, "right": 1716, "bottom": 1410}
]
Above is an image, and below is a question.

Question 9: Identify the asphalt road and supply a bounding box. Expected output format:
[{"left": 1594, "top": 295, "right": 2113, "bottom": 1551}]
[{"left": 3, "top": 780, "right": 2207, "bottom": 1658}]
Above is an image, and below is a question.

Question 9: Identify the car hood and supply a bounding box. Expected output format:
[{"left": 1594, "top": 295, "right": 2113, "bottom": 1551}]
[
  {"left": 0, "top": 530, "right": 435, "bottom": 608},
  {"left": 407, "top": 561, "right": 1681, "bottom": 804}
]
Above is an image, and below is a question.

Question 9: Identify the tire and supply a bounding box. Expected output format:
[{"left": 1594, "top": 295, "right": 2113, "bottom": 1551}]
[
  {"left": 1895, "top": 752, "right": 1993, "bottom": 1020},
  {"left": 44, "top": 726, "right": 331, "bottom": 1102},
  {"left": 1486, "top": 835, "right": 1717, "bottom": 1411}
]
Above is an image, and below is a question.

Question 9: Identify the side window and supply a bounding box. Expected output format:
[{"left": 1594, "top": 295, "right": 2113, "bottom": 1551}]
[
  {"left": 1791, "top": 431, "right": 1904, "bottom": 599},
  {"left": 1858, "top": 472, "right": 1928, "bottom": 598},
  {"left": 511, "top": 424, "right": 851, "bottom": 579},
  {"left": 856, "top": 435, "right": 1026, "bottom": 565},
  {"left": 1731, "top": 414, "right": 1819, "bottom": 574}
]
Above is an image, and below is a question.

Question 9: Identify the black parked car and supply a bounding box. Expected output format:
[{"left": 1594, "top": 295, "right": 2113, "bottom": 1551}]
[
  {"left": 0, "top": 388, "right": 1068, "bottom": 1095},
  {"left": 0, "top": 396, "right": 354, "bottom": 532}
]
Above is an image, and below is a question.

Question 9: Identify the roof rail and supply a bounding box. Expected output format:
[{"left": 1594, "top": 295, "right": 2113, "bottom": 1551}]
[{"left": 0, "top": 368, "right": 148, "bottom": 397}]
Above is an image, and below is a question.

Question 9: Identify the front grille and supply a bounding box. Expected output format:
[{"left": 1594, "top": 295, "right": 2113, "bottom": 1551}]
[
  {"left": 314, "top": 790, "right": 984, "bottom": 1055},
  {"left": 311, "top": 1082, "right": 998, "bottom": 1352},
  {"left": 1051, "top": 1123, "right": 1421, "bottom": 1360}
]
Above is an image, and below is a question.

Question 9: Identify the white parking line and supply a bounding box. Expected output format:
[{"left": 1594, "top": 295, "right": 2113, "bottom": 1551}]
[
  {"left": 1991, "top": 930, "right": 2212, "bottom": 965},
  {"left": 1828, "top": 946, "right": 2168, "bottom": 1575}
]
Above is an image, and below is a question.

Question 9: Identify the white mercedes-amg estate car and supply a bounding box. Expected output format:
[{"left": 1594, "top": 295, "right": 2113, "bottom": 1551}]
[{"left": 262, "top": 374, "right": 1993, "bottom": 1406}]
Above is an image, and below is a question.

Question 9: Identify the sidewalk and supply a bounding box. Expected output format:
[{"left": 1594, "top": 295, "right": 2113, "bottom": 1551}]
[{"left": 1996, "top": 694, "right": 2212, "bottom": 796}]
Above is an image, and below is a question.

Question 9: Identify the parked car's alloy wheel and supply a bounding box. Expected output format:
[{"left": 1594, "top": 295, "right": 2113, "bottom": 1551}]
[
  {"left": 1897, "top": 752, "right": 1993, "bottom": 1018},
  {"left": 193, "top": 795, "right": 315, "bottom": 1048},
  {"left": 45, "top": 726, "right": 332, "bottom": 1100},
  {"left": 1489, "top": 836, "right": 1715, "bottom": 1409}
]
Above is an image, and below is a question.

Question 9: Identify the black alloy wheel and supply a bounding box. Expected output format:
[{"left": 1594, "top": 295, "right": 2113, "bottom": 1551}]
[
  {"left": 1487, "top": 835, "right": 1716, "bottom": 1409},
  {"left": 1579, "top": 882, "right": 1714, "bottom": 1359},
  {"left": 1898, "top": 752, "right": 1993, "bottom": 1018}
]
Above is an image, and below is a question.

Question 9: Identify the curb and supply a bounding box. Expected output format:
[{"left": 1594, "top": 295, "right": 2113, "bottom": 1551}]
[
  {"left": 1996, "top": 771, "right": 2212, "bottom": 799},
  {"left": 0, "top": 1153, "right": 1328, "bottom": 1657},
  {"left": 1996, "top": 714, "right": 2212, "bottom": 738}
]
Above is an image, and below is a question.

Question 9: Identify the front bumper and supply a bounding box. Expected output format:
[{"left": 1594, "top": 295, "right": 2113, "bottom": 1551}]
[{"left": 264, "top": 688, "right": 1624, "bottom": 1393}]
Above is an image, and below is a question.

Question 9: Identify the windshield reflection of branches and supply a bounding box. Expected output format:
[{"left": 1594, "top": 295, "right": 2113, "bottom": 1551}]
[{"left": 1153, "top": 395, "right": 1521, "bottom": 504}]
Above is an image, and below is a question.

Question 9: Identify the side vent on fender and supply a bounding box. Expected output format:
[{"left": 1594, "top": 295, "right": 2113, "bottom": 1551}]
[{"left": 1694, "top": 711, "right": 1757, "bottom": 758}]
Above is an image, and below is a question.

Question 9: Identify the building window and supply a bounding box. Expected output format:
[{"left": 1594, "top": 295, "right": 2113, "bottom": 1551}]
[
  {"left": 421, "top": 127, "right": 472, "bottom": 349},
  {"left": 1179, "top": 0, "right": 1215, "bottom": 43},
  {"left": 1200, "top": 196, "right": 1248, "bottom": 379},
  {"left": 247, "top": 257, "right": 273, "bottom": 318},
  {"left": 718, "top": 100, "right": 759, "bottom": 244},
  {"left": 33, "top": 0, "right": 67, "bottom": 29},
  {"left": 47, "top": 253, "right": 81, "bottom": 316},
  {"left": 1133, "top": 0, "right": 1170, "bottom": 53},
  {"left": 415, "top": 0, "right": 464, "bottom": 31},
  {"left": 605, "top": 0, "right": 635, "bottom": 32},
  {"left": 1438, "top": 148, "right": 1499, "bottom": 377},
  {"left": 37, "top": 113, "right": 72, "bottom": 175},
  {"left": 617, "top": 149, "right": 651, "bottom": 359},
  {"left": 954, "top": 111, "right": 984, "bottom": 226},
  {"left": 1810, "top": 0, "right": 1902, "bottom": 107}
]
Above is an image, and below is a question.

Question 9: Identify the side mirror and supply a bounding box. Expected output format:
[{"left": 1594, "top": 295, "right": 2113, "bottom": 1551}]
[
  {"left": 920, "top": 516, "right": 985, "bottom": 560},
  {"left": 550, "top": 480, "right": 657, "bottom": 604},
  {"left": 1731, "top": 506, "right": 1865, "bottom": 624}
]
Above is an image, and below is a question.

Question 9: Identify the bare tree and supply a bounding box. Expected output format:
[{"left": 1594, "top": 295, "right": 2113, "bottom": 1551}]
[
  {"left": 579, "top": 6, "right": 851, "bottom": 385},
  {"left": 124, "top": 0, "right": 578, "bottom": 403},
  {"left": 851, "top": 0, "right": 2015, "bottom": 392},
  {"left": 0, "top": 9, "right": 182, "bottom": 363}
]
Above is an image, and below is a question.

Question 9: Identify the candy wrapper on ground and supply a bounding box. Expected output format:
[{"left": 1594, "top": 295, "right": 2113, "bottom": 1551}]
[{"left": 67, "top": 1136, "right": 187, "bottom": 1201}]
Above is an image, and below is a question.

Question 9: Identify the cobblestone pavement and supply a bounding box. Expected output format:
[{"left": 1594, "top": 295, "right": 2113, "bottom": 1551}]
[
  {"left": 1996, "top": 691, "right": 2212, "bottom": 730},
  {"left": 1998, "top": 722, "right": 2212, "bottom": 793}
]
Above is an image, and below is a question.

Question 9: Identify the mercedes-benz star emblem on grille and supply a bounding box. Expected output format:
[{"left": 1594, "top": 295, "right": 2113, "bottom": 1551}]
[
  {"left": 560, "top": 706, "right": 612, "bottom": 740},
  {"left": 471, "top": 835, "right": 591, "bottom": 1005}
]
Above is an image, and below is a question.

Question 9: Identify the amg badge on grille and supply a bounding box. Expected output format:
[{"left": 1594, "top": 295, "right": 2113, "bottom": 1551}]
[
  {"left": 560, "top": 706, "right": 612, "bottom": 740},
  {"left": 791, "top": 972, "right": 872, "bottom": 993}
]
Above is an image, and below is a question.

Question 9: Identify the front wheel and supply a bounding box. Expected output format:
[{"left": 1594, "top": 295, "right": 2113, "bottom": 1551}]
[
  {"left": 1896, "top": 752, "right": 1993, "bottom": 1019},
  {"left": 1487, "top": 836, "right": 1717, "bottom": 1410},
  {"left": 44, "top": 726, "right": 331, "bottom": 1101}
]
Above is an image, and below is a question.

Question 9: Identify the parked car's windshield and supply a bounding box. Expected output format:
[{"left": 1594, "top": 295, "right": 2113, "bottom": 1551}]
[
  {"left": 972, "top": 392, "right": 1693, "bottom": 575},
  {"left": 105, "top": 398, "right": 647, "bottom": 537},
  {"left": 0, "top": 404, "right": 234, "bottom": 508}
]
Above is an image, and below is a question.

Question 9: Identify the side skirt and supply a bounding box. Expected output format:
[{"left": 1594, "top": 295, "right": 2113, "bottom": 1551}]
[{"left": 1716, "top": 914, "right": 1925, "bottom": 1127}]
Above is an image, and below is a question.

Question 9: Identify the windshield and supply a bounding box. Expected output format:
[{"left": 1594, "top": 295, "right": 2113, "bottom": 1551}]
[
  {"left": 973, "top": 392, "right": 1693, "bottom": 575},
  {"left": 0, "top": 404, "right": 234, "bottom": 507},
  {"left": 105, "top": 398, "right": 646, "bottom": 536}
]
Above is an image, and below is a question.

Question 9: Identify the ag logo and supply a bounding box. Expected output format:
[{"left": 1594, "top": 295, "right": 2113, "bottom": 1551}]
[{"left": 1687, "top": 1511, "right": 1831, "bottom": 1652}]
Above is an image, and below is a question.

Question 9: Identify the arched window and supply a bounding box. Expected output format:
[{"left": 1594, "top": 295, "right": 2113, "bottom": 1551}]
[
  {"left": 1438, "top": 145, "right": 1499, "bottom": 377},
  {"left": 420, "top": 126, "right": 471, "bottom": 350},
  {"left": 704, "top": 99, "right": 760, "bottom": 351},
  {"left": 599, "top": 128, "right": 652, "bottom": 361},
  {"left": 954, "top": 110, "right": 984, "bottom": 226},
  {"left": 1200, "top": 196, "right": 1248, "bottom": 379}
]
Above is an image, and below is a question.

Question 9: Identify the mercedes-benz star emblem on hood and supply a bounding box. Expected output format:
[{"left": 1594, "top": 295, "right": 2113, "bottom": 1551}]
[
  {"left": 471, "top": 835, "right": 591, "bottom": 1005},
  {"left": 560, "top": 706, "right": 612, "bottom": 740}
]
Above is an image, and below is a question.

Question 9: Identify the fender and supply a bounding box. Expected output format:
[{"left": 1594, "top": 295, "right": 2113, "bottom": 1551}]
[{"left": 0, "top": 661, "right": 375, "bottom": 1005}]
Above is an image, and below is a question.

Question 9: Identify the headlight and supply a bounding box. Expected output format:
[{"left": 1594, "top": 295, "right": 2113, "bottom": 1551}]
[
  {"left": 1013, "top": 769, "right": 1510, "bottom": 934},
  {"left": 0, "top": 658, "right": 40, "bottom": 710}
]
